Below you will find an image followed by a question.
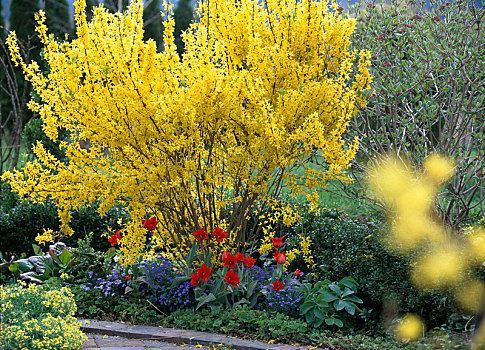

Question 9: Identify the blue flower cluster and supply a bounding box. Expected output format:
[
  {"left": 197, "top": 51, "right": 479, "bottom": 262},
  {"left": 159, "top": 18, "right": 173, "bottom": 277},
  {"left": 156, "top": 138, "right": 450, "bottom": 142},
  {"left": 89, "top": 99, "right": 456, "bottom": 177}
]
[
  {"left": 81, "top": 267, "right": 129, "bottom": 297},
  {"left": 260, "top": 273, "right": 304, "bottom": 318},
  {"left": 141, "top": 256, "right": 194, "bottom": 311}
]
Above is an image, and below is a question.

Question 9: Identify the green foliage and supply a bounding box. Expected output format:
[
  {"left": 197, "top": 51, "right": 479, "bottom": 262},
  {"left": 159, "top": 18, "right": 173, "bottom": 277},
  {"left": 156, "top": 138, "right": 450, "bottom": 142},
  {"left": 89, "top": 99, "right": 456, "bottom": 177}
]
[
  {"left": 299, "top": 277, "right": 363, "bottom": 328},
  {"left": 283, "top": 206, "right": 462, "bottom": 329},
  {"left": 0, "top": 184, "right": 128, "bottom": 256},
  {"left": 103, "top": 0, "right": 129, "bottom": 12},
  {"left": 85, "top": 0, "right": 99, "bottom": 21},
  {"left": 9, "top": 0, "right": 41, "bottom": 57},
  {"left": 0, "top": 0, "right": 4, "bottom": 32},
  {"left": 163, "top": 306, "right": 310, "bottom": 342},
  {"left": 44, "top": 0, "right": 72, "bottom": 38},
  {"left": 23, "top": 118, "right": 68, "bottom": 162},
  {"left": 173, "top": 0, "right": 193, "bottom": 55},
  {"left": 143, "top": 0, "right": 163, "bottom": 49}
]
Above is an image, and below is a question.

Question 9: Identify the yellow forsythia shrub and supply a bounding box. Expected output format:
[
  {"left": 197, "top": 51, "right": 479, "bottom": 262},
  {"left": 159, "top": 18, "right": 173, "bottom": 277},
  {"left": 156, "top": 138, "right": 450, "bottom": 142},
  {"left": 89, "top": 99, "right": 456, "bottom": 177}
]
[
  {"left": 4, "top": 0, "right": 371, "bottom": 263},
  {"left": 0, "top": 283, "right": 87, "bottom": 350}
]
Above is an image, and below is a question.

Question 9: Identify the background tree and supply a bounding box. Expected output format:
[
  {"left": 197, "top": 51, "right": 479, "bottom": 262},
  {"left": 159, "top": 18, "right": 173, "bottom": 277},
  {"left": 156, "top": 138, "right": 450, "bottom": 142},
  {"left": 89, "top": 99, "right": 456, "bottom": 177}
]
[
  {"left": 10, "top": 0, "right": 41, "bottom": 57},
  {"left": 332, "top": 0, "right": 485, "bottom": 229},
  {"left": 104, "top": 0, "right": 130, "bottom": 12},
  {"left": 0, "top": 0, "right": 4, "bottom": 34},
  {"left": 143, "top": 0, "right": 163, "bottom": 49},
  {"left": 85, "top": 0, "right": 99, "bottom": 21},
  {"left": 44, "top": 0, "right": 72, "bottom": 38},
  {"left": 173, "top": 0, "right": 193, "bottom": 56}
]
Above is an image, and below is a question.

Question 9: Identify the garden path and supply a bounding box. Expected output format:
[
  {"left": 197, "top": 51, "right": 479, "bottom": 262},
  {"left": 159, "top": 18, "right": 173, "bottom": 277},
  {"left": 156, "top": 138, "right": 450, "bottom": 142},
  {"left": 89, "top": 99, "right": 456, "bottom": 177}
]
[
  {"left": 82, "top": 333, "right": 213, "bottom": 350},
  {"left": 80, "top": 320, "right": 323, "bottom": 350}
]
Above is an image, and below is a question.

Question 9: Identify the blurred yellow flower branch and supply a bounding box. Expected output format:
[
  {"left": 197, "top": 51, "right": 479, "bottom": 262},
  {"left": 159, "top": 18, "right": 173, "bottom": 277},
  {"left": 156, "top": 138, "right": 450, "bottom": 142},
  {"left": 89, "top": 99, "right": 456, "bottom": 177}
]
[{"left": 368, "top": 154, "right": 485, "bottom": 344}]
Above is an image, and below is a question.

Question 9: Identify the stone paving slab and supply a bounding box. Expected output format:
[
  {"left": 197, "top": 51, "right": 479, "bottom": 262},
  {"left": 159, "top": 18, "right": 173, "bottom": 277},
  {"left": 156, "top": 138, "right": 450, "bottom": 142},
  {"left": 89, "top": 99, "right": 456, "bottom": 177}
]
[
  {"left": 80, "top": 320, "right": 323, "bottom": 350},
  {"left": 83, "top": 333, "right": 215, "bottom": 350}
]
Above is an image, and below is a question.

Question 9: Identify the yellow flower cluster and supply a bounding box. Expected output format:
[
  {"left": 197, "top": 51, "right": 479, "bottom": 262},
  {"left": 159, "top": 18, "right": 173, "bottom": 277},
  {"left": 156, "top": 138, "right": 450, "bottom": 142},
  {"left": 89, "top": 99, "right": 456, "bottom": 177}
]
[
  {"left": 0, "top": 283, "right": 86, "bottom": 350},
  {"left": 4, "top": 0, "right": 371, "bottom": 263},
  {"left": 35, "top": 228, "right": 57, "bottom": 246}
]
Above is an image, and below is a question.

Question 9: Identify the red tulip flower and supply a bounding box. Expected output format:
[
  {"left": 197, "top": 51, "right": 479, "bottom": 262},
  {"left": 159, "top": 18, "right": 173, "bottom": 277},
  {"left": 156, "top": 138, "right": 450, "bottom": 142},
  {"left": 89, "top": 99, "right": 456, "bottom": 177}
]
[
  {"left": 192, "top": 228, "right": 209, "bottom": 241},
  {"left": 273, "top": 251, "right": 286, "bottom": 264},
  {"left": 190, "top": 273, "right": 201, "bottom": 286},
  {"left": 222, "top": 251, "right": 236, "bottom": 268},
  {"left": 108, "top": 230, "right": 121, "bottom": 246},
  {"left": 225, "top": 269, "right": 240, "bottom": 287},
  {"left": 124, "top": 274, "right": 132, "bottom": 280},
  {"left": 294, "top": 269, "right": 302, "bottom": 276},
  {"left": 272, "top": 280, "right": 284, "bottom": 291},
  {"left": 244, "top": 255, "right": 256, "bottom": 268},
  {"left": 212, "top": 228, "right": 228, "bottom": 242},
  {"left": 271, "top": 237, "right": 284, "bottom": 248},
  {"left": 196, "top": 263, "right": 212, "bottom": 282},
  {"left": 142, "top": 217, "right": 157, "bottom": 231},
  {"left": 234, "top": 252, "right": 245, "bottom": 263}
]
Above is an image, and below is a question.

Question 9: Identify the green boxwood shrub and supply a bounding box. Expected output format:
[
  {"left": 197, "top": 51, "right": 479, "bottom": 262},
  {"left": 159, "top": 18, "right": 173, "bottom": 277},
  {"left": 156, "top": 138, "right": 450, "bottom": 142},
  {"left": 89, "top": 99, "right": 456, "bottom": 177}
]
[
  {"left": 0, "top": 181, "right": 128, "bottom": 256},
  {"left": 283, "top": 206, "right": 462, "bottom": 329}
]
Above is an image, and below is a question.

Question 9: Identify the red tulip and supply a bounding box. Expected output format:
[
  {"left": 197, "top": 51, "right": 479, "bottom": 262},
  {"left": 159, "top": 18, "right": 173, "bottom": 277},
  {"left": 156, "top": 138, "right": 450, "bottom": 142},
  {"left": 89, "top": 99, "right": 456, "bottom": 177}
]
[
  {"left": 272, "top": 280, "right": 284, "bottom": 291},
  {"left": 271, "top": 237, "right": 284, "bottom": 248},
  {"left": 192, "top": 228, "right": 209, "bottom": 241},
  {"left": 108, "top": 230, "right": 121, "bottom": 246},
  {"left": 225, "top": 269, "right": 240, "bottom": 287},
  {"left": 244, "top": 256, "right": 256, "bottom": 268},
  {"left": 222, "top": 251, "right": 236, "bottom": 268},
  {"left": 190, "top": 273, "right": 201, "bottom": 286},
  {"left": 142, "top": 217, "right": 157, "bottom": 231},
  {"left": 273, "top": 251, "right": 286, "bottom": 264},
  {"left": 212, "top": 228, "right": 229, "bottom": 242},
  {"left": 196, "top": 263, "right": 212, "bottom": 282}
]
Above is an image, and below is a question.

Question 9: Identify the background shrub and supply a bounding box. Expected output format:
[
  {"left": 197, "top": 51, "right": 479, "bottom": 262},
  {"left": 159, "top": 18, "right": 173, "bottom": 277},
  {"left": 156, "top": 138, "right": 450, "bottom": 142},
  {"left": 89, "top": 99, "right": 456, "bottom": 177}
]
[
  {"left": 283, "top": 206, "right": 463, "bottom": 329},
  {"left": 0, "top": 182, "right": 128, "bottom": 256},
  {"left": 327, "top": 0, "right": 485, "bottom": 228}
]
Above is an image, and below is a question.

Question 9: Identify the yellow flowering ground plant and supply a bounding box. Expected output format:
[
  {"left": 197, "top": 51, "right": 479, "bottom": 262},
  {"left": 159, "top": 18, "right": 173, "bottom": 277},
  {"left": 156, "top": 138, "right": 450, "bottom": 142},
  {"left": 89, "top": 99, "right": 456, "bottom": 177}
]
[
  {"left": 4, "top": 0, "right": 371, "bottom": 263},
  {"left": 0, "top": 283, "right": 86, "bottom": 350}
]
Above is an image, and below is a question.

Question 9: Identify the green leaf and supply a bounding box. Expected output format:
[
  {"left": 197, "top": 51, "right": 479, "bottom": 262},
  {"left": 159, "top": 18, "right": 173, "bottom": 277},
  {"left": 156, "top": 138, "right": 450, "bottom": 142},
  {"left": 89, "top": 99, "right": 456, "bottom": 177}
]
[
  {"left": 106, "top": 247, "right": 117, "bottom": 259},
  {"left": 346, "top": 295, "right": 363, "bottom": 304},
  {"left": 341, "top": 288, "right": 355, "bottom": 298},
  {"left": 325, "top": 317, "right": 344, "bottom": 328},
  {"left": 32, "top": 244, "right": 43, "bottom": 256},
  {"left": 334, "top": 300, "right": 347, "bottom": 312},
  {"left": 328, "top": 283, "right": 342, "bottom": 295},
  {"left": 233, "top": 298, "right": 250, "bottom": 308},
  {"left": 8, "top": 262, "right": 20, "bottom": 276},
  {"left": 14, "top": 259, "right": 34, "bottom": 273},
  {"left": 314, "top": 307, "right": 325, "bottom": 320},
  {"left": 300, "top": 302, "right": 315, "bottom": 316},
  {"left": 313, "top": 316, "right": 324, "bottom": 328},
  {"left": 203, "top": 252, "right": 212, "bottom": 268},
  {"left": 195, "top": 293, "right": 217, "bottom": 311},
  {"left": 170, "top": 276, "right": 190, "bottom": 288},
  {"left": 247, "top": 280, "right": 258, "bottom": 298},
  {"left": 58, "top": 249, "right": 72, "bottom": 266},
  {"left": 125, "top": 286, "right": 134, "bottom": 293},
  {"left": 320, "top": 292, "right": 338, "bottom": 303},
  {"left": 344, "top": 303, "right": 356, "bottom": 315},
  {"left": 186, "top": 238, "right": 198, "bottom": 267}
]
